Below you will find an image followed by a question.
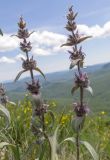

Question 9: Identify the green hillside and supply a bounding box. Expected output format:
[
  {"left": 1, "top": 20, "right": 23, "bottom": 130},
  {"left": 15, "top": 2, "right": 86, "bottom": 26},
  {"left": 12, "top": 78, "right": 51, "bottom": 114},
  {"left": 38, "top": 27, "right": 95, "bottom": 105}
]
[{"left": 4, "top": 63, "right": 110, "bottom": 113}]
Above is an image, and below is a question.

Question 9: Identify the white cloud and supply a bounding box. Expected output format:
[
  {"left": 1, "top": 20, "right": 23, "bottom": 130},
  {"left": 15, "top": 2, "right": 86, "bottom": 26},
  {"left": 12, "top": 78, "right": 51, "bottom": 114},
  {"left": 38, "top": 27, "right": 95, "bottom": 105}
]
[
  {"left": 0, "top": 34, "right": 19, "bottom": 52},
  {"left": 78, "top": 21, "right": 110, "bottom": 38},
  {"left": 30, "top": 31, "right": 66, "bottom": 56},
  {"left": 0, "top": 30, "right": 67, "bottom": 56},
  {"left": 15, "top": 53, "right": 26, "bottom": 60},
  {"left": 0, "top": 56, "right": 16, "bottom": 63},
  {"left": 0, "top": 21, "right": 110, "bottom": 57},
  {"left": 0, "top": 54, "right": 26, "bottom": 64}
]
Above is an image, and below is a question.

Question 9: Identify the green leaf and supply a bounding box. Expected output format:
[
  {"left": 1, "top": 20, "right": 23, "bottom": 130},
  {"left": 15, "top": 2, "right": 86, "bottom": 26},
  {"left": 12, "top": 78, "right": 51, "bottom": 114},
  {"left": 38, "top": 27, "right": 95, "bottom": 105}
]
[
  {"left": 7, "top": 101, "right": 16, "bottom": 106},
  {"left": 79, "top": 60, "right": 84, "bottom": 68},
  {"left": 12, "top": 144, "right": 21, "bottom": 160},
  {"left": 61, "top": 137, "right": 76, "bottom": 144},
  {"left": 60, "top": 138, "right": 99, "bottom": 160},
  {"left": 34, "top": 67, "right": 45, "bottom": 80},
  {"left": 71, "top": 116, "right": 85, "bottom": 132},
  {"left": 14, "top": 70, "right": 27, "bottom": 82},
  {"left": 69, "top": 59, "right": 81, "bottom": 69},
  {"left": 46, "top": 110, "right": 55, "bottom": 128},
  {"left": 0, "top": 104, "right": 10, "bottom": 126},
  {"left": 61, "top": 42, "right": 73, "bottom": 47},
  {"left": 71, "top": 85, "right": 79, "bottom": 95},
  {"left": 80, "top": 141, "right": 99, "bottom": 160},
  {"left": 39, "top": 144, "right": 45, "bottom": 160},
  {"left": 85, "top": 86, "right": 93, "bottom": 96},
  {"left": 77, "top": 36, "right": 92, "bottom": 44},
  {"left": 0, "top": 142, "right": 21, "bottom": 160},
  {"left": 22, "top": 142, "right": 36, "bottom": 160},
  {"left": 0, "top": 142, "right": 14, "bottom": 149},
  {"left": 48, "top": 126, "right": 59, "bottom": 160},
  {"left": 0, "top": 29, "right": 3, "bottom": 36}
]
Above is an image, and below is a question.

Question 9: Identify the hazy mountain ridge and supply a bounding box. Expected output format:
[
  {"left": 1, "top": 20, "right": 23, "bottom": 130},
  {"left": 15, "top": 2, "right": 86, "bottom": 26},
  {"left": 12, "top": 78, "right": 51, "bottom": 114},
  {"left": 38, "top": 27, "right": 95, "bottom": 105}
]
[
  {"left": 4, "top": 63, "right": 110, "bottom": 112},
  {"left": 5, "top": 63, "right": 104, "bottom": 91}
]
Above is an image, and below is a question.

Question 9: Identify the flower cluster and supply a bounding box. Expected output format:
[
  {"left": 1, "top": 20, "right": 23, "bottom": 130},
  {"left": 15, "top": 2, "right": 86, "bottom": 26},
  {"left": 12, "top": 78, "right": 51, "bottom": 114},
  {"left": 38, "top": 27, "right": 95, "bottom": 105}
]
[
  {"left": 71, "top": 72, "right": 91, "bottom": 95},
  {"left": 62, "top": 6, "right": 92, "bottom": 130},
  {"left": 34, "top": 103, "right": 49, "bottom": 116},
  {"left": 20, "top": 39, "right": 32, "bottom": 53},
  {"left": 14, "top": 17, "right": 54, "bottom": 145},
  {"left": 61, "top": 6, "right": 91, "bottom": 69},
  {"left": 26, "top": 80, "right": 40, "bottom": 94},
  {"left": 22, "top": 56, "right": 36, "bottom": 70},
  {"left": 17, "top": 16, "right": 31, "bottom": 39},
  {"left": 14, "top": 17, "right": 45, "bottom": 83},
  {"left": 75, "top": 72, "right": 89, "bottom": 87},
  {"left": 73, "top": 102, "right": 90, "bottom": 117}
]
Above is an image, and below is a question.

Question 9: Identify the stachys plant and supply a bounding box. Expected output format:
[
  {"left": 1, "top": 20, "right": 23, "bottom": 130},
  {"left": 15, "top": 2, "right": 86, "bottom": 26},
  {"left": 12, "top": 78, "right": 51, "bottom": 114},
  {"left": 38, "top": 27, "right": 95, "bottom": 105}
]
[
  {"left": 61, "top": 6, "right": 99, "bottom": 160},
  {"left": 13, "top": 17, "right": 57, "bottom": 160}
]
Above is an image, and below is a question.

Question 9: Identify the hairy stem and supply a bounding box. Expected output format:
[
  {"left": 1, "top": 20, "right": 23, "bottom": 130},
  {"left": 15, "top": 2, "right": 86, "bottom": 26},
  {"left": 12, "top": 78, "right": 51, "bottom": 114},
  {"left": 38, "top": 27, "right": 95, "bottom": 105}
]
[
  {"left": 76, "top": 131, "right": 80, "bottom": 160},
  {"left": 26, "top": 51, "right": 29, "bottom": 60},
  {"left": 76, "top": 56, "right": 84, "bottom": 160},
  {"left": 78, "top": 61, "right": 81, "bottom": 76},
  {"left": 30, "top": 69, "right": 35, "bottom": 84},
  {"left": 43, "top": 132, "right": 51, "bottom": 160},
  {"left": 26, "top": 51, "right": 35, "bottom": 84},
  {"left": 80, "top": 87, "right": 83, "bottom": 107}
]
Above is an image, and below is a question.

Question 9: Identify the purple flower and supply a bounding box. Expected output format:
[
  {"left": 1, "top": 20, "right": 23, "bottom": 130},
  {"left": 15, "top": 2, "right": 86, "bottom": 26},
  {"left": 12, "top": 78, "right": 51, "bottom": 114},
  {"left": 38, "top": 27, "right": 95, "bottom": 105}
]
[
  {"left": 34, "top": 103, "right": 49, "bottom": 116},
  {"left": 27, "top": 80, "right": 40, "bottom": 94},
  {"left": 20, "top": 39, "right": 32, "bottom": 52},
  {"left": 22, "top": 57, "right": 36, "bottom": 70},
  {"left": 73, "top": 102, "right": 90, "bottom": 117},
  {"left": 74, "top": 72, "right": 90, "bottom": 88}
]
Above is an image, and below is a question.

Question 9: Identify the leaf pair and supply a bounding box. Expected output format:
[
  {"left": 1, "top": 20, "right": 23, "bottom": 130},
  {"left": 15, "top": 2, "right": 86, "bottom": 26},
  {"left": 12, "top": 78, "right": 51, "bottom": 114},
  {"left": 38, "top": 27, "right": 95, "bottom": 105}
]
[
  {"left": 14, "top": 67, "right": 45, "bottom": 82},
  {"left": 71, "top": 85, "right": 93, "bottom": 96},
  {"left": 61, "top": 36, "right": 92, "bottom": 47},
  {"left": 69, "top": 59, "right": 82, "bottom": 69}
]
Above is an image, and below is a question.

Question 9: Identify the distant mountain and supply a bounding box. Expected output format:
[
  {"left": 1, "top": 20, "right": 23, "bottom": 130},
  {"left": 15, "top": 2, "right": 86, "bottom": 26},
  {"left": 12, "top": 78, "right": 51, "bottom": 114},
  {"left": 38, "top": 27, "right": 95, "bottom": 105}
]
[
  {"left": 5, "top": 63, "right": 110, "bottom": 113},
  {"left": 103, "top": 63, "right": 110, "bottom": 69}
]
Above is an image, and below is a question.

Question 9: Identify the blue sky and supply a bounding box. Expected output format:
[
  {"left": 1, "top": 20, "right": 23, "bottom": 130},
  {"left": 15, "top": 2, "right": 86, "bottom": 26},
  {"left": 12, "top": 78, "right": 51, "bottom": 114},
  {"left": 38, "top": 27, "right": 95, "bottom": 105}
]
[{"left": 0, "top": 0, "right": 110, "bottom": 81}]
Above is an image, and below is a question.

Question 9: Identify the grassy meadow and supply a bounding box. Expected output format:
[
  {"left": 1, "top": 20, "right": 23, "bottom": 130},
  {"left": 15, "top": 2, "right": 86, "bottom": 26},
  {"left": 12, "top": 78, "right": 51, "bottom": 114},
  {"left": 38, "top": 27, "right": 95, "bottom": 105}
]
[{"left": 0, "top": 64, "right": 110, "bottom": 159}]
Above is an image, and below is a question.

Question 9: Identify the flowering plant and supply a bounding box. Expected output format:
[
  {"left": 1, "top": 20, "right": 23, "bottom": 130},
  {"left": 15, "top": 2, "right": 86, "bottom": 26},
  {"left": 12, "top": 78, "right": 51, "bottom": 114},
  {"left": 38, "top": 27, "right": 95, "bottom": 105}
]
[{"left": 61, "top": 6, "right": 99, "bottom": 160}]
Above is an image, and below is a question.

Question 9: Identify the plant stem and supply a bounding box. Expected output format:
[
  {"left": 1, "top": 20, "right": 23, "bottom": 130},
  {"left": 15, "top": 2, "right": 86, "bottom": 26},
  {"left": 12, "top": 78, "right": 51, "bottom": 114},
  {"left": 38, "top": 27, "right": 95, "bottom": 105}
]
[
  {"left": 26, "top": 51, "right": 29, "bottom": 60},
  {"left": 41, "top": 113, "right": 45, "bottom": 132},
  {"left": 80, "top": 87, "right": 83, "bottom": 107},
  {"left": 78, "top": 61, "right": 81, "bottom": 76},
  {"left": 26, "top": 51, "right": 35, "bottom": 84},
  {"left": 43, "top": 132, "right": 52, "bottom": 160},
  {"left": 76, "top": 58, "right": 84, "bottom": 160},
  {"left": 76, "top": 131, "right": 80, "bottom": 160},
  {"left": 78, "top": 61, "right": 84, "bottom": 107},
  {"left": 30, "top": 69, "right": 35, "bottom": 84}
]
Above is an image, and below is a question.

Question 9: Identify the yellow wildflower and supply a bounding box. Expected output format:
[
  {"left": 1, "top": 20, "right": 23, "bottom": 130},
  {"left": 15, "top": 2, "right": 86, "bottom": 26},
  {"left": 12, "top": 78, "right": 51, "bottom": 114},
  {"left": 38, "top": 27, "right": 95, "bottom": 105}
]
[
  {"left": 100, "top": 111, "right": 106, "bottom": 115},
  {"left": 45, "top": 120, "right": 48, "bottom": 124},
  {"left": 61, "top": 115, "right": 70, "bottom": 125}
]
